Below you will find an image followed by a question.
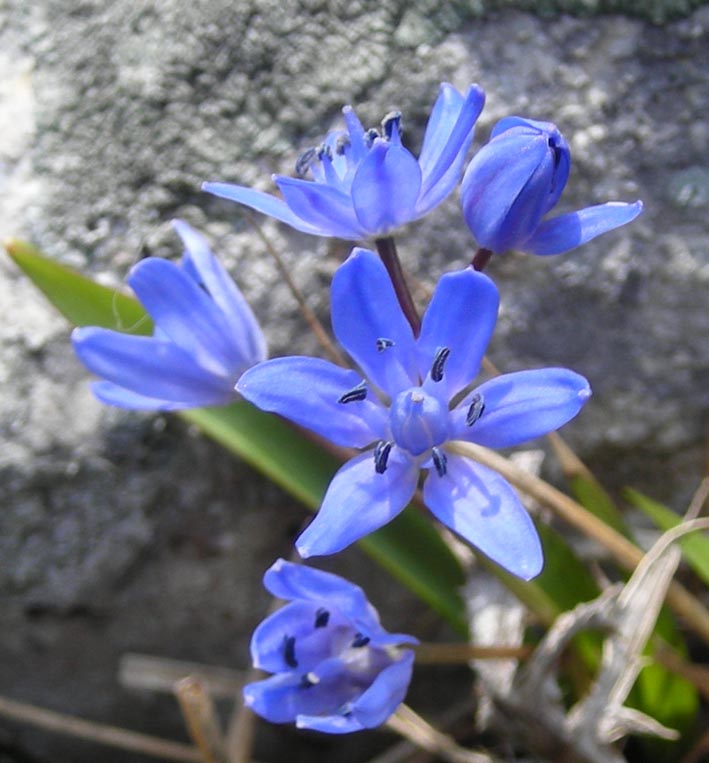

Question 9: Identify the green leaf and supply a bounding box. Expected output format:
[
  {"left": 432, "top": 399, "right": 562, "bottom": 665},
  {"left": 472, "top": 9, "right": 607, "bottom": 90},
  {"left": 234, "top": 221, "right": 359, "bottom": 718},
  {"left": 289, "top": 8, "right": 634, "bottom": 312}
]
[
  {"left": 569, "top": 473, "right": 631, "bottom": 538},
  {"left": 5, "top": 238, "right": 152, "bottom": 333},
  {"left": 6, "top": 238, "right": 468, "bottom": 635},
  {"left": 624, "top": 487, "right": 709, "bottom": 585}
]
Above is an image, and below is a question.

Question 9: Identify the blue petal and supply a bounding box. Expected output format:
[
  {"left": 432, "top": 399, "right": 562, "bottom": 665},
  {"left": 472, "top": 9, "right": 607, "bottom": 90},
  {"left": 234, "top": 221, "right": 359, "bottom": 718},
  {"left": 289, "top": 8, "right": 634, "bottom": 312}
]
[
  {"left": 90, "top": 380, "right": 187, "bottom": 410},
  {"left": 461, "top": 131, "right": 554, "bottom": 253},
  {"left": 171, "top": 220, "right": 267, "bottom": 365},
  {"left": 72, "top": 328, "right": 233, "bottom": 406},
  {"left": 352, "top": 650, "right": 415, "bottom": 729},
  {"left": 263, "top": 559, "right": 377, "bottom": 625},
  {"left": 201, "top": 182, "right": 328, "bottom": 236},
  {"left": 417, "top": 84, "right": 485, "bottom": 208},
  {"left": 523, "top": 200, "right": 644, "bottom": 256},
  {"left": 127, "top": 258, "right": 239, "bottom": 377},
  {"left": 296, "top": 712, "right": 364, "bottom": 734},
  {"left": 331, "top": 248, "right": 418, "bottom": 396},
  {"left": 423, "top": 454, "right": 543, "bottom": 580},
  {"left": 342, "top": 105, "right": 368, "bottom": 164},
  {"left": 236, "top": 356, "right": 387, "bottom": 448},
  {"left": 452, "top": 369, "right": 591, "bottom": 448},
  {"left": 417, "top": 268, "right": 498, "bottom": 401},
  {"left": 351, "top": 140, "right": 422, "bottom": 234},
  {"left": 275, "top": 176, "right": 364, "bottom": 239},
  {"left": 296, "top": 450, "right": 418, "bottom": 558},
  {"left": 250, "top": 600, "right": 352, "bottom": 674},
  {"left": 244, "top": 660, "right": 355, "bottom": 725}
]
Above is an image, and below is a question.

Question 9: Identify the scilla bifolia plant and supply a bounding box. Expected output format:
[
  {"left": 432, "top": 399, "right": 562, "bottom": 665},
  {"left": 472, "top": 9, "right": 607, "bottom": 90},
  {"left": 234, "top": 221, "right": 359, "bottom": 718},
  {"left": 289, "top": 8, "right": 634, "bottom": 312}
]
[{"left": 11, "top": 80, "right": 702, "bottom": 763}]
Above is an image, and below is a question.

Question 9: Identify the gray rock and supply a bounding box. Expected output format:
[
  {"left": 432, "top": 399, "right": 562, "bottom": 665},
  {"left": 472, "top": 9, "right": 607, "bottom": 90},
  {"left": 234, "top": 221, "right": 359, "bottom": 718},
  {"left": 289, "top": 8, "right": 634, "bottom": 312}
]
[{"left": 1, "top": 0, "right": 707, "bottom": 760}]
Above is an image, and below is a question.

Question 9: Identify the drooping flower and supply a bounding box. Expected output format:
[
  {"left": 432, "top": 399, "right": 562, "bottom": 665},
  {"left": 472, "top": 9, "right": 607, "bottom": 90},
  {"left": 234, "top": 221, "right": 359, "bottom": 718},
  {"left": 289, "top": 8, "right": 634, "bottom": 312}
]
[
  {"left": 203, "top": 83, "right": 485, "bottom": 240},
  {"left": 460, "top": 116, "right": 643, "bottom": 256},
  {"left": 244, "top": 558, "right": 417, "bottom": 734},
  {"left": 72, "top": 220, "right": 266, "bottom": 410},
  {"left": 237, "top": 248, "right": 591, "bottom": 579}
]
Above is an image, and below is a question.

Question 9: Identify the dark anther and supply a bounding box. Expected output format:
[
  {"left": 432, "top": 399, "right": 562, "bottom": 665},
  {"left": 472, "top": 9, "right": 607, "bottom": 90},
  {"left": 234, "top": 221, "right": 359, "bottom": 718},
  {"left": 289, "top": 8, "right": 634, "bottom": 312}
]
[
  {"left": 283, "top": 635, "right": 298, "bottom": 668},
  {"left": 314, "top": 608, "right": 330, "bottom": 629},
  {"left": 295, "top": 147, "right": 317, "bottom": 177},
  {"left": 352, "top": 633, "right": 371, "bottom": 648},
  {"left": 335, "top": 134, "right": 350, "bottom": 155},
  {"left": 382, "top": 111, "right": 402, "bottom": 140},
  {"left": 548, "top": 135, "right": 563, "bottom": 169},
  {"left": 317, "top": 142, "right": 333, "bottom": 162},
  {"left": 364, "top": 128, "right": 380, "bottom": 148},
  {"left": 376, "top": 337, "right": 395, "bottom": 352},
  {"left": 432, "top": 447, "right": 447, "bottom": 477},
  {"left": 338, "top": 380, "right": 367, "bottom": 404},
  {"left": 465, "top": 393, "right": 485, "bottom": 426},
  {"left": 431, "top": 346, "right": 451, "bottom": 382},
  {"left": 374, "top": 441, "right": 392, "bottom": 474},
  {"left": 300, "top": 672, "right": 319, "bottom": 689}
]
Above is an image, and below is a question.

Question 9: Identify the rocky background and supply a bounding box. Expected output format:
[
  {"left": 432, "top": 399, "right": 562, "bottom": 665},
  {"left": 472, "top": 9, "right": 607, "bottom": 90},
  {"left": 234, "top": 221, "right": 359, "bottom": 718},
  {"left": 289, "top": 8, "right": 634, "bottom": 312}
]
[{"left": 1, "top": 1, "right": 707, "bottom": 761}]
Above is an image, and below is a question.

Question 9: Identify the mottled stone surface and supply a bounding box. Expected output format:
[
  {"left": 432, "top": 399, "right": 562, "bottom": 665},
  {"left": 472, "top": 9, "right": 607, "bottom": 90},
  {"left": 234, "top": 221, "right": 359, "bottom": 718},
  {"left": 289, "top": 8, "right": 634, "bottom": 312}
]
[{"left": 1, "top": 1, "right": 707, "bottom": 760}]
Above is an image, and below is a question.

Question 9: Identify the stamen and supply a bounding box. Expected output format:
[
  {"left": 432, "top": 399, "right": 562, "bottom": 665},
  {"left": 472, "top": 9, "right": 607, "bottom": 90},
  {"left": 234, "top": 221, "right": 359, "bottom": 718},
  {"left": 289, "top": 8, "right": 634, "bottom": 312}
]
[
  {"left": 295, "top": 147, "right": 317, "bottom": 177},
  {"left": 314, "top": 608, "right": 330, "bottom": 628},
  {"left": 364, "top": 128, "right": 379, "bottom": 148},
  {"left": 382, "top": 111, "right": 402, "bottom": 141},
  {"left": 376, "top": 337, "right": 395, "bottom": 352},
  {"left": 432, "top": 447, "right": 447, "bottom": 477},
  {"left": 300, "top": 671, "right": 320, "bottom": 689},
  {"left": 352, "top": 633, "right": 371, "bottom": 648},
  {"left": 465, "top": 393, "right": 485, "bottom": 426},
  {"left": 374, "top": 441, "right": 392, "bottom": 474},
  {"left": 283, "top": 635, "right": 298, "bottom": 668},
  {"left": 338, "top": 380, "right": 367, "bottom": 404},
  {"left": 431, "top": 346, "right": 451, "bottom": 383},
  {"left": 335, "top": 134, "right": 350, "bottom": 155},
  {"left": 317, "top": 142, "right": 333, "bottom": 162}
]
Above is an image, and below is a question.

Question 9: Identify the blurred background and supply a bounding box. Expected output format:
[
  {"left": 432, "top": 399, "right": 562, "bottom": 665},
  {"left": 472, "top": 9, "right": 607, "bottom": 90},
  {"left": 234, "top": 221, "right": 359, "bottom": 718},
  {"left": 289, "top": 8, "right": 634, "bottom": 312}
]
[{"left": 0, "top": 1, "right": 707, "bottom": 760}]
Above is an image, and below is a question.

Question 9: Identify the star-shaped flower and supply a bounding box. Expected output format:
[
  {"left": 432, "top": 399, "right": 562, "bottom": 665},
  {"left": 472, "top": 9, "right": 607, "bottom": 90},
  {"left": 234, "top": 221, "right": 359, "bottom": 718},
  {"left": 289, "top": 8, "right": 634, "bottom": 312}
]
[
  {"left": 203, "top": 83, "right": 485, "bottom": 240},
  {"left": 461, "top": 117, "right": 643, "bottom": 256},
  {"left": 245, "top": 559, "right": 417, "bottom": 734},
  {"left": 237, "top": 248, "right": 591, "bottom": 579},
  {"left": 72, "top": 220, "right": 266, "bottom": 410}
]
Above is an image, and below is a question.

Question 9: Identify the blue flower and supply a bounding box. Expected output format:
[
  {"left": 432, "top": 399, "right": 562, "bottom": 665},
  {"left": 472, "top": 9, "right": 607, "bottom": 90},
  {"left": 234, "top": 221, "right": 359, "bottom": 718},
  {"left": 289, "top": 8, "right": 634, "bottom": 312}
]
[
  {"left": 203, "top": 83, "right": 485, "bottom": 240},
  {"left": 244, "top": 558, "right": 417, "bottom": 734},
  {"left": 461, "top": 116, "right": 643, "bottom": 256},
  {"left": 72, "top": 220, "right": 266, "bottom": 410},
  {"left": 237, "top": 248, "right": 591, "bottom": 579}
]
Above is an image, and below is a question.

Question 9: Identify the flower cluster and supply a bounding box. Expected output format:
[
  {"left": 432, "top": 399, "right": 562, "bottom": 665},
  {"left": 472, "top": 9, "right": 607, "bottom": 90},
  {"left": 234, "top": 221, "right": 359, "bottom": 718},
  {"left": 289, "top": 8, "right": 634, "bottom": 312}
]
[{"left": 70, "top": 81, "right": 644, "bottom": 736}]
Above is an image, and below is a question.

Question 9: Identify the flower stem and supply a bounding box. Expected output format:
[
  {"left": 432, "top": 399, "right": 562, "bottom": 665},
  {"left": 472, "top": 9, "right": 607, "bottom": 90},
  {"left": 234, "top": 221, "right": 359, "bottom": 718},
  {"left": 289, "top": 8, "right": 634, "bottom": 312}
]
[
  {"left": 375, "top": 236, "right": 421, "bottom": 336},
  {"left": 471, "top": 247, "right": 493, "bottom": 272}
]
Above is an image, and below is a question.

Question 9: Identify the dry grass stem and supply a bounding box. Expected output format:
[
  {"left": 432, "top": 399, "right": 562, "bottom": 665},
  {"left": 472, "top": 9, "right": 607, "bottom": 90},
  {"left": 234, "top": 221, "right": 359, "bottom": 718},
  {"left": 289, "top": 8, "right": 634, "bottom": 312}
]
[
  {"left": 174, "top": 677, "right": 227, "bottom": 763},
  {"left": 0, "top": 693, "right": 202, "bottom": 762},
  {"left": 413, "top": 643, "right": 532, "bottom": 664}
]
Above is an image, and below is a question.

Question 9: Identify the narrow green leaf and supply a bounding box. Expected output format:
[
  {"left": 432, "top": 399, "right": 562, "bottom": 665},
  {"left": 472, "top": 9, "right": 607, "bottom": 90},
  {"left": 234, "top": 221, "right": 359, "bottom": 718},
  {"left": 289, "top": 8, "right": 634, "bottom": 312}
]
[
  {"left": 624, "top": 487, "right": 709, "bottom": 585},
  {"left": 7, "top": 238, "right": 467, "bottom": 634},
  {"left": 569, "top": 473, "right": 630, "bottom": 537},
  {"left": 5, "top": 238, "right": 152, "bottom": 333}
]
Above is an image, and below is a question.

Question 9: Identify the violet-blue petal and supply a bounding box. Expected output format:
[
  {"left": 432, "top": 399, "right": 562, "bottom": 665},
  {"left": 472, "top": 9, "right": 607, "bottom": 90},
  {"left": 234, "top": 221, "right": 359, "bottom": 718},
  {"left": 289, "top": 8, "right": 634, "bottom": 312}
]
[
  {"left": 523, "top": 200, "right": 644, "bottom": 256},
  {"left": 461, "top": 131, "right": 554, "bottom": 253},
  {"left": 417, "top": 84, "right": 485, "bottom": 207},
  {"left": 90, "top": 381, "right": 189, "bottom": 411},
  {"left": 201, "top": 182, "right": 326, "bottom": 236},
  {"left": 417, "top": 268, "right": 498, "bottom": 400},
  {"left": 351, "top": 140, "right": 422, "bottom": 234},
  {"left": 351, "top": 651, "right": 415, "bottom": 729},
  {"left": 236, "top": 356, "right": 386, "bottom": 448},
  {"left": 72, "top": 328, "right": 231, "bottom": 405},
  {"left": 423, "top": 454, "right": 543, "bottom": 580},
  {"left": 452, "top": 369, "right": 591, "bottom": 448},
  {"left": 263, "top": 559, "right": 375, "bottom": 621},
  {"left": 331, "top": 248, "right": 417, "bottom": 396},
  {"left": 275, "top": 176, "right": 364, "bottom": 239},
  {"left": 296, "top": 450, "right": 418, "bottom": 558},
  {"left": 250, "top": 600, "right": 351, "bottom": 674},
  {"left": 172, "top": 219, "right": 267, "bottom": 364},
  {"left": 296, "top": 713, "right": 364, "bottom": 734},
  {"left": 127, "top": 258, "right": 237, "bottom": 376}
]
